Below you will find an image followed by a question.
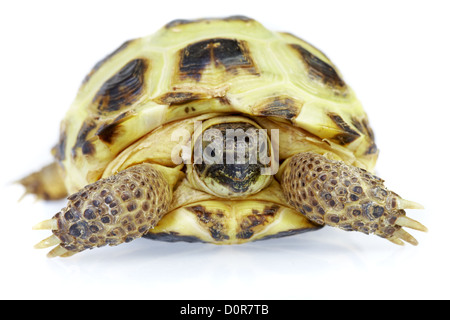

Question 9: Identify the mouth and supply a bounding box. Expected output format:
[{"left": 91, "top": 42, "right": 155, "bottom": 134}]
[{"left": 195, "top": 163, "right": 263, "bottom": 194}]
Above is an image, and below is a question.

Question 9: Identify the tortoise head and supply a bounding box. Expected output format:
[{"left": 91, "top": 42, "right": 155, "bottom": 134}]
[{"left": 187, "top": 116, "right": 275, "bottom": 198}]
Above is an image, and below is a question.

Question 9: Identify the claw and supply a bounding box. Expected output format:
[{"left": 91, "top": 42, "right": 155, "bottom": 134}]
[
  {"left": 47, "top": 245, "right": 69, "bottom": 258},
  {"left": 60, "top": 251, "right": 77, "bottom": 258},
  {"left": 396, "top": 216, "right": 428, "bottom": 232},
  {"left": 34, "top": 234, "right": 74, "bottom": 258},
  {"left": 34, "top": 234, "right": 61, "bottom": 249},
  {"left": 393, "top": 228, "right": 418, "bottom": 246},
  {"left": 32, "top": 219, "right": 58, "bottom": 230},
  {"left": 398, "top": 199, "right": 424, "bottom": 210},
  {"left": 389, "top": 215, "right": 427, "bottom": 246},
  {"left": 388, "top": 237, "right": 405, "bottom": 246}
]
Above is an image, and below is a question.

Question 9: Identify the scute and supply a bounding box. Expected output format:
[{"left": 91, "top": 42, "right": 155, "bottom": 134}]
[
  {"left": 94, "top": 58, "right": 148, "bottom": 113},
  {"left": 289, "top": 43, "right": 347, "bottom": 94},
  {"left": 145, "top": 198, "right": 321, "bottom": 244},
  {"left": 177, "top": 38, "right": 258, "bottom": 82},
  {"left": 58, "top": 16, "right": 377, "bottom": 193}
]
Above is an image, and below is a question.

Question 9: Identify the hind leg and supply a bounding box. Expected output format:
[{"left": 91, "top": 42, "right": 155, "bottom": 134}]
[{"left": 18, "top": 162, "right": 67, "bottom": 200}]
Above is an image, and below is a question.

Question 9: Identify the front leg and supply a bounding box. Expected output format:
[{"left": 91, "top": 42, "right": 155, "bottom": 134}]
[
  {"left": 281, "top": 152, "right": 427, "bottom": 245},
  {"left": 33, "top": 164, "right": 180, "bottom": 257}
]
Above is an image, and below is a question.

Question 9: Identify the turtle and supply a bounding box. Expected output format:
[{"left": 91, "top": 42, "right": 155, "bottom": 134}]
[{"left": 20, "top": 16, "right": 427, "bottom": 258}]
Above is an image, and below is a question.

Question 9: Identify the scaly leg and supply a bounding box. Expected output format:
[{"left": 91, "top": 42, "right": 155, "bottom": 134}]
[
  {"left": 281, "top": 152, "right": 427, "bottom": 245},
  {"left": 33, "top": 163, "right": 178, "bottom": 257}
]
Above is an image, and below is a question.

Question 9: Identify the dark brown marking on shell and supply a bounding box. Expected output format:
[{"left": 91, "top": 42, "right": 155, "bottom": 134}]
[
  {"left": 81, "top": 141, "right": 95, "bottom": 155},
  {"left": 351, "top": 117, "right": 375, "bottom": 140},
  {"left": 95, "top": 111, "right": 132, "bottom": 144},
  {"left": 53, "top": 130, "right": 67, "bottom": 163},
  {"left": 253, "top": 96, "right": 300, "bottom": 121},
  {"left": 178, "top": 38, "right": 257, "bottom": 81},
  {"left": 364, "top": 144, "right": 378, "bottom": 155},
  {"left": 212, "top": 39, "right": 254, "bottom": 71},
  {"left": 142, "top": 231, "right": 205, "bottom": 243},
  {"left": 71, "top": 120, "right": 97, "bottom": 158},
  {"left": 153, "top": 92, "right": 207, "bottom": 105},
  {"left": 93, "top": 58, "right": 148, "bottom": 113},
  {"left": 179, "top": 40, "right": 211, "bottom": 81},
  {"left": 218, "top": 96, "right": 231, "bottom": 105},
  {"left": 328, "top": 113, "right": 361, "bottom": 145},
  {"left": 186, "top": 205, "right": 229, "bottom": 241},
  {"left": 236, "top": 205, "right": 279, "bottom": 240},
  {"left": 82, "top": 39, "right": 134, "bottom": 85},
  {"left": 352, "top": 117, "right": 378, "bottom": 155},
  {"left": 165, "top": 16, "right": 253, "bottom": 29},
  {"left": 262, "top": 204, "right": 280, "bottom": 216},
  {"left": 289, "top": 43, "right": 346, "bottom": 90}
]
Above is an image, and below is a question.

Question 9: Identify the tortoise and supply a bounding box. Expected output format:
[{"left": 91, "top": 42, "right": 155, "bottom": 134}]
[{"left": 21, "top": 16, "right": 427, "bottom": 258}]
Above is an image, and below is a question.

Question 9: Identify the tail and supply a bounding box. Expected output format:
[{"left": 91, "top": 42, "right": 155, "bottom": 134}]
[{"left": 17, "top": 162, "right": 67, "bottom": 201}]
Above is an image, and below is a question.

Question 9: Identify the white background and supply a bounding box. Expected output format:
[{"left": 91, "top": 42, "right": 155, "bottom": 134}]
[{"left": 1, "top": 0, "right": 449, "bottom": 300}]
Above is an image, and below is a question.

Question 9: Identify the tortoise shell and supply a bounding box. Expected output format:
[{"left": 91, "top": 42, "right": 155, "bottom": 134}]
[{"left": 56, "top": 16, "right": 377, "bottom": 193}]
